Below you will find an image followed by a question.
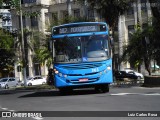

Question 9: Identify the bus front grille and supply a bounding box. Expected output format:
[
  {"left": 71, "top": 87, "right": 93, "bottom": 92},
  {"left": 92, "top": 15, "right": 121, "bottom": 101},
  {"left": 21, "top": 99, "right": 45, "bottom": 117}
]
[{"left": 61, "top": 63, "right": 102, "bottom": 70}]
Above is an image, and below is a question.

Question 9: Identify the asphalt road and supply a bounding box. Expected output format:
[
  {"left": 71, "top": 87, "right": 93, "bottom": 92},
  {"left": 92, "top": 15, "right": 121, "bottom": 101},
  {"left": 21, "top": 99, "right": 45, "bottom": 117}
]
[{"left": 0, "top": 86, "right": 160, "bottom": 120}]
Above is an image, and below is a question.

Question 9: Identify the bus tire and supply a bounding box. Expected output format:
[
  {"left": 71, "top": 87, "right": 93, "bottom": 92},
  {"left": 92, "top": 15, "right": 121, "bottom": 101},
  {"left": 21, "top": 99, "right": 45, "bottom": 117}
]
[
  {"left": 100, "top": 84, "right": 109, "bottom": 93},
  {"left": 59, "top": 87, "right": 73, "bottom": 95},
  {"left": 95, "top": 86, "right": 101, "bottom": 93}
]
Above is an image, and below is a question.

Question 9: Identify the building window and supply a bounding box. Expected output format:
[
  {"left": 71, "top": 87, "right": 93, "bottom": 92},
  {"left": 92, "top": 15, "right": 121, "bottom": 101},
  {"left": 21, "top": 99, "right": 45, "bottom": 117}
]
[
  {"left": 141, "top": 0, "right": 147, "bottom": 13},
  {"left": 62, "top": 11, "right": 68, "bottom": 19},
  {"left": 73, "top": 9, "right": 80, "bottom": 18},
  {"left": 30, "top": 16, "right": 38, "bottom": 28},
  {"left": 52, "top": 12, "right": 58, "bottom": 21},
  {"left": 18, "top": 16, "right": 26, "bottom": 28},
  {"left": 88, "top": 9, "right": 94, "bottom": 20},
  {"left": 128, "top": 25, "right": 135, "bottom": 40},
  {"left": 127, "top": 2, "right": 134, "bottom": 15},
  {"left": 22, "top": 0, "right": 36, "bottom": 4}
]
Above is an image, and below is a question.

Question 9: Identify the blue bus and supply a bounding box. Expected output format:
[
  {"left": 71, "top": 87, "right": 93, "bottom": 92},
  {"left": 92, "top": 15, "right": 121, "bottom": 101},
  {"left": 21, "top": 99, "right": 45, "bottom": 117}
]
[{"left": 50, "top": 22, "right": 113, "bottom": 93}]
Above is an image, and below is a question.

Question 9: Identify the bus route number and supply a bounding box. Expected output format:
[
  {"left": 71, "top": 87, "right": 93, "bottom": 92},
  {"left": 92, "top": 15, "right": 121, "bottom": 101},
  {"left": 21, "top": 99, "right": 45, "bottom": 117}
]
[{"left": 92, "top": 68, "right": 99, "bottom": 72}]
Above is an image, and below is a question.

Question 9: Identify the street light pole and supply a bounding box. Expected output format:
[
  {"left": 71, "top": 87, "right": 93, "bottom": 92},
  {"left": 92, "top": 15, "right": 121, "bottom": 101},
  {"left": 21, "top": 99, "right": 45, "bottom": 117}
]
[{"left": 19, "top": 0, "right": 27, "bottom": 86}]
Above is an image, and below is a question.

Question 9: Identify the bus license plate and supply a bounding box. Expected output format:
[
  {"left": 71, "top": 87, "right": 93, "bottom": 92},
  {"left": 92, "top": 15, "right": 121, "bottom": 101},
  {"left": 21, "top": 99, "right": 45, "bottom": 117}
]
[{"left": 79, "top": 78, "right": 88, "bottom": 82}]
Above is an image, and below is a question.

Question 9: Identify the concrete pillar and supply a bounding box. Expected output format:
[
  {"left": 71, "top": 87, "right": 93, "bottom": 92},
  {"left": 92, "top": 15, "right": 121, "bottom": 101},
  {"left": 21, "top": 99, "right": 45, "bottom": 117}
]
[
  {"left": 133, "top": 2, "right": 138, "bottom": 25},
  {"left": 146, "top": 0, "right": 152, "bottom": 23},
  {"left": 118, "top": 15, "right": 126, "bottom": 70},
  {"left": 137, "top": 0, "right": 142, "bottom": 25},
  {"left": 67, "top": 0, "right": 72, "bottom": 15},
  {"left": 28, "top": 47, "right": 34, "bottom": 77}
]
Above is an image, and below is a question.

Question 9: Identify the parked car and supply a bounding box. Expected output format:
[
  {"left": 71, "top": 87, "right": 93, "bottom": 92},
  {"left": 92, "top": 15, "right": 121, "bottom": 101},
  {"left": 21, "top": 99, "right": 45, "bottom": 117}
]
[
  {"left": 0, "top": 77, "right": 18, "bottom": 89},
  {"left": 124, "top": 69, "right": 144, "bottom": 79},
  {"left": 114, "top": 71, "right": 138, "bottom": 80},
  {"left": 26, "top": 76, "right": 46, "bottom": 86}
]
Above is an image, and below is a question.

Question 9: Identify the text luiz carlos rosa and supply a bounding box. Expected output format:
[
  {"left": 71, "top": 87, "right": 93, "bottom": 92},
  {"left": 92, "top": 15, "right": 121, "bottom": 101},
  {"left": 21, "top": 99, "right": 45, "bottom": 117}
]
[{"left": 128, "top": 112, "right": 158, "bottom": 117}]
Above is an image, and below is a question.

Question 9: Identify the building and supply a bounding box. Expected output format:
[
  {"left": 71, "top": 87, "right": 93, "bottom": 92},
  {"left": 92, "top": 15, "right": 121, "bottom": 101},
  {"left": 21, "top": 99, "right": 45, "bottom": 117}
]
[
  {"left": 11, "top": 0, "right": 152, "bottom": 80},
  {"left": 118, "top": 0, "right": 152, "bottom": 71},
  {"left": 48, "top": 0, "right": 101, "bottom": 22},
  {"left": 11, "top": 0, "right": 52, "bottom": 80}
]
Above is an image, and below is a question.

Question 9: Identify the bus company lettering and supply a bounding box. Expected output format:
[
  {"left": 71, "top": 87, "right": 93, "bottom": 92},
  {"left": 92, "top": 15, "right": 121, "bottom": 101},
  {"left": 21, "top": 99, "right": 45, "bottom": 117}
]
[
  {"left": 59, "top": 28, "right": 67, "bottom": 34},
  {"left": 71, "top": 26, "right": 96, "bottom": 33},
  {"left": 59, "top": 26, "right": 97, "bottom": 34}
]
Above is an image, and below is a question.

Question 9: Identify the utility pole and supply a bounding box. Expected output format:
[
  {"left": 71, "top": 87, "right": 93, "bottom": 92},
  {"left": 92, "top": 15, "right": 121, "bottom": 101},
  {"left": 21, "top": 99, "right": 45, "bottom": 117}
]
[{"left": 19, "top": 0, "right": 27, "bottom": 86}]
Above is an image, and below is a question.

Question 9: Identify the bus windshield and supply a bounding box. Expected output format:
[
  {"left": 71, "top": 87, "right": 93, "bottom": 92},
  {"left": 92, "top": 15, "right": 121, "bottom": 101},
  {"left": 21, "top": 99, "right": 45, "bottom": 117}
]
[{"left": 54, "top": 35, "right": 110, "bottom": 63}]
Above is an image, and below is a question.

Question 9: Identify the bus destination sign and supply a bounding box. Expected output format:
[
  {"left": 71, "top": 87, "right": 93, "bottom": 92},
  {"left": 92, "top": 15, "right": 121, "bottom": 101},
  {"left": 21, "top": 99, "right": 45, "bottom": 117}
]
[
  {"left": 53, "top": 24, "right": 107, "bottom": 35},
  {"left": 59, "top": 26, "right": 97, "bottom": 34}
]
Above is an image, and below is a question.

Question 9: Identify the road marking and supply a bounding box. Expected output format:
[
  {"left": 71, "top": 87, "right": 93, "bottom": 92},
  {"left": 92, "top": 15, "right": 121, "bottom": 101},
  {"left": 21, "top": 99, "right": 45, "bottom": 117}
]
[
  {"left": 110, "top": 93, "right": 160, "bottom": 96},
  {"left": 9, "top": 110, "right": 15, "bottom": 112},
  {"left": 1, "top": 107, "right": 8, "bottom": 110}
]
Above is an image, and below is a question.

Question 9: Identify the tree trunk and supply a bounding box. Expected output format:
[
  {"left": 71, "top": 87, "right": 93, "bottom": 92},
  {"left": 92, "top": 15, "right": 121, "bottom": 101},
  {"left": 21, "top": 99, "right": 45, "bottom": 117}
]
[{"left": 144, "top": 58, "right": 151, "bottom": 75}]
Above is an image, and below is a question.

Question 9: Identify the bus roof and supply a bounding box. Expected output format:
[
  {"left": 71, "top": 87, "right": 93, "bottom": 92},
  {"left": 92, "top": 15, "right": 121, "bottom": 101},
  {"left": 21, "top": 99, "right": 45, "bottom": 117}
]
[{"left": 52, "top": 22, "right": 108, "bottom": 28}]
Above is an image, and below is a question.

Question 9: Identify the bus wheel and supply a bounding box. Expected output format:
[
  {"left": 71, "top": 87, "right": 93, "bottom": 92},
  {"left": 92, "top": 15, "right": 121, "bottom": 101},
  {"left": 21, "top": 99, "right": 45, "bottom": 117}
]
[
  {"left": 59, "top": 88, "right": 73, "bottom": 95},
  {"left": 100, "top": 84, "right": 109, "bottom": 93},
  {"left": 95, "top": 86, "right": 101, "bottom": 93}
]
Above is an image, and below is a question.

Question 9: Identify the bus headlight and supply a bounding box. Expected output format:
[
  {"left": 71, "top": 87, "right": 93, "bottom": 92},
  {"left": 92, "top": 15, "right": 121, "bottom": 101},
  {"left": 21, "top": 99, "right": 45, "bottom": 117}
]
[
  {"left": 64, "top": 75, "right": 67, "bottom": 78},
  {"left": 104, "top": 66, "right": 111, "bottom": 73},
  {"left": 58, "top": 73, "right": 62, "bottom": 77},
  {"left": 55, "top": 70, "right": 59, "bottom": 74},
  {"left": 99, "top": 71, "right": 103, "bottom": 75},
  {"left": 107, "top": 66, "right": 111, "bottom": 70}
]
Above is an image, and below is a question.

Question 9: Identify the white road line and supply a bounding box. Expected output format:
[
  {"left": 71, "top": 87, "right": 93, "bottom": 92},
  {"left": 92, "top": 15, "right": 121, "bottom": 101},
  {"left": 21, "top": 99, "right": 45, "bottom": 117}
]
[
  {"left": 110, "top": 93, "right": 160, "bottom": 96},
  {"left": 1, "top": 107, "right": 8, "bottom": 110},
  {"left": 9, "top": 110, "right": 15, "bottom": 112},
  {"left": 144, "top": 93, "right": 160, "bottom": 96}
]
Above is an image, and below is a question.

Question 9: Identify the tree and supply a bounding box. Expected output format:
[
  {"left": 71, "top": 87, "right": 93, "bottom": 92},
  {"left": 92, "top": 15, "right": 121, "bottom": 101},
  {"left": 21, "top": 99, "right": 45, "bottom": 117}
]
[
  {"left": 122, "top": 22, "right": 158, "bottom": 75},
  {"left": 31, "top": 30, "right": 52, "bottom": 68},
  {"left": 0, "top": 28, "right": 14, "bottom": 76},
  {"left": 122, "top": 25, "right": 144, "bottom": 71},
  {"left": 148, "top": 0, "right": 160, "bottom": 66}
]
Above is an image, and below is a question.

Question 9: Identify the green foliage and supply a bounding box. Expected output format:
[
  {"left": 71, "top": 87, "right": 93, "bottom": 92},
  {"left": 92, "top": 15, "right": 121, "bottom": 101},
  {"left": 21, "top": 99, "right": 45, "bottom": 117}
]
[
  {"left": 30, "top": 30, "right": 52, "bottom": 68},
  {"left": 0, "top": 28, "right": 15, "bottom": 75},
  {"left": 0, "top": 0, "right": 20, "bottom": 9},
  {"left": 10, "top": 0, "right": 20, "bottom": 9},
  {"left": 23, "top": 11, "right": 41, "bottom": 17},
  {"left": 122, "top": 26, "right": 144, "bottom": 68},
  {"left": 35, "top": 47, "right": 52, "bottom": 67},
  {"left": 122, "top": 18, "right": 160, "bottom": 75},
  {"left": 148, "top": 0, "right": 160, "bottom": 66},
  {"left": 0, "top": 0, "right": 40, "bottom": 16},
  {"left": 0, "top": 29, "right": 14, "bottom": 50}
]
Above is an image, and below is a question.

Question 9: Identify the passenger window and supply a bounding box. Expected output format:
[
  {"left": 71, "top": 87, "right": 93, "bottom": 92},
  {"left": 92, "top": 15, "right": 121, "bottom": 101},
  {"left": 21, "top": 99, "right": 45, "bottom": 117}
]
[{"left": 128, "top": 72, "right": 134, "bottom": 74}]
